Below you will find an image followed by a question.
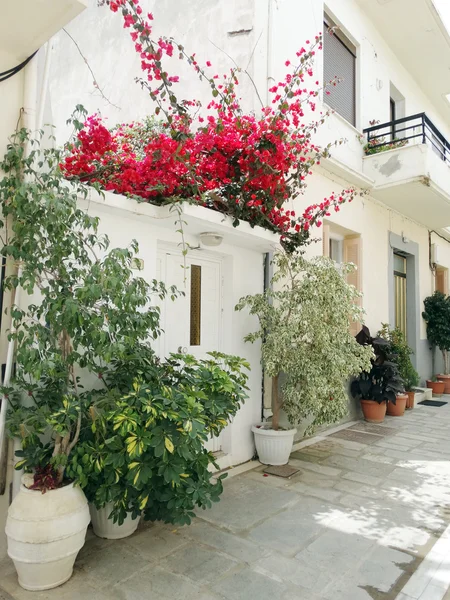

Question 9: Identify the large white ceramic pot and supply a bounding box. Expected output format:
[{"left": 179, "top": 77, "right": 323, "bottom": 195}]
[
  {"left": 90, "top": 503, "right": 140, "bottom": 539},
  {"left": 6, "top": 475, "right": 90, "bottom": 591},
  {"left": 252, "top": 424, "right": 297, "bottom": 466}
]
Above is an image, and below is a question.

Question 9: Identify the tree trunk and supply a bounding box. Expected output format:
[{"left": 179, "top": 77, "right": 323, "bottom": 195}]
[
  {"left": 272, "top": 375, "right": 280, "bottom": 431},
  {"left": 443, "top": 350, "right": 449, "bottom": 376}
]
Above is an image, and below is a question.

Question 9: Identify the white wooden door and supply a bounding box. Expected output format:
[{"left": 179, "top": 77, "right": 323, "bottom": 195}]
[{"left": 157, "top": 250, "right": 223, "bottom": 452}]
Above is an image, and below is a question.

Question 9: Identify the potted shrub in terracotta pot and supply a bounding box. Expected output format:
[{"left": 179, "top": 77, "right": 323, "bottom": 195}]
[
  {"left": 351, "top": 327, "right": 404, "bottom": 423},
  {"left": 237, "top": 252, "right": 373, "bottom": 465},
  {"left": 68, "top": 349, "right": 248, "bottom": 535},
  {"left": 426, "top": 377, "right": 446, "bottom": 396},
  {"left": 378, "top": 325, "right": 419, "bottom": 409},
  {"left": 423, "top": 292, "right": 450, "bottom": 393}
]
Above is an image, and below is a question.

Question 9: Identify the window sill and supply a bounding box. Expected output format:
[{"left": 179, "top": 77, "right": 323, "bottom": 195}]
[{"left": 323, "top": 103, "right": 363, "bottom": 135}]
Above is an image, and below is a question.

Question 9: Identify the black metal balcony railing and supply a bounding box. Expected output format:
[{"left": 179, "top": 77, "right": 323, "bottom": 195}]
[{"left": 363, "top": 113, "right": 450, "bottom": 164}]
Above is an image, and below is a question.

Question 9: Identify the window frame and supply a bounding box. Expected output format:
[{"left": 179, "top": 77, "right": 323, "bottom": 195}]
[{"left": 323, "top": 12, "right": 358, "bottom": 128}]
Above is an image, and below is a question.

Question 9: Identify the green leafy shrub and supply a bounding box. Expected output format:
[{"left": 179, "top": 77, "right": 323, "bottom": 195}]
[
  {"left": 236, "top": 252, "right": 373, "bottom": 434},
  {"left": 423, "top": 291, "right": 450, "bottom": 375},
  {"left": 378, "top": 324, "right": 419, "bottom": 391},
  {"left": 0, "top": 126, "right": 174, "bottom": 488},
  {"left": 351, "top": 326, "right": 404, "bottom": 403},
  {"left": 67, "top": 351, "right": 249, "bottom": 525}
]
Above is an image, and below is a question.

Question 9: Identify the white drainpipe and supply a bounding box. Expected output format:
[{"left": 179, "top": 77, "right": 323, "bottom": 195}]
[{"left": 0, "top": 50, "right": 40, "bottom": 498}]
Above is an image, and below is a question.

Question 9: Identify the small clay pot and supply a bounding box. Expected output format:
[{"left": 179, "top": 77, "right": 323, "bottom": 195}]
[
  {"left": 387, "top": 394, "right": 407, "bottom": 417},
  {"left": 406, "top": 391, "right": 415, "bottom": 409},
  {"left": 360, "top": 399, "right": 386, "bottom": 423},
  {"left": 426, "top": 380, "right": 445, "bottom": 396},
  {"left": 436, "top": 375, "right": 450, "bottom": 394}
]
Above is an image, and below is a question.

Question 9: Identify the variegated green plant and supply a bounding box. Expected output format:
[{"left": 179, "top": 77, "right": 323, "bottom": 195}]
[
  {"left": 67, "top": 350, "right": 249, "bottom": 525},
  {"left": 236, "top": 251, "right": 373, "bottom": 434}
]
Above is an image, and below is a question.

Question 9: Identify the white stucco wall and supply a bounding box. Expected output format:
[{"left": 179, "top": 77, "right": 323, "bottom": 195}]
[
  {"left": 47, "top": 0, "right": 259, "bottom": 144},
  {"left": 78, "top": 193, "right": 270, "bottom": 467}
]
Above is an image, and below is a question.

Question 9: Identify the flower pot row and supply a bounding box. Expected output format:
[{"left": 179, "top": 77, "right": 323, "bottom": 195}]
[
  {"left": 360, "top": 393, "right": 409, "bottom": 423},
  {"left": 426, "top": 375, "right": 450, "bottom": 395},
  {"left": 6, "top": 477, "right": 140, "bottom": 591}
]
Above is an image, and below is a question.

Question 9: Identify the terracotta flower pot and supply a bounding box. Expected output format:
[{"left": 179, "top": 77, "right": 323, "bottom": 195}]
[
  {"left": 426, "top": 380, "right": 445, "bottom": 395},
  {"left": 436, "top": 375, "right": 450, "bottom": 394},
  {"left": 406, "top": 391, "right": 415, "bottom": 409},
  {"left": 360, "top": 400, "right": 386, "bottom": 423},
  {"left": 387, "top": 394, "right": 407, "bottom": 417}
]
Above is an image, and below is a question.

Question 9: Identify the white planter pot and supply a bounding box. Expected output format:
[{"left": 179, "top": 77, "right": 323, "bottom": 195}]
[
  {"left": 252, "top": 424, "right": 297, "bottom": 465},
  {"left": 90, "top": 503, "right": 140, "bottom": 539},
  {"left": 6, "top": 476, "right": 90, "bottom": 591}
]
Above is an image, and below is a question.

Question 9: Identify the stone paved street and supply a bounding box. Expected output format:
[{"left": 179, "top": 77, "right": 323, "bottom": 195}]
[{"left": 2, "top": 402, "right": 450, "bottom": 600}]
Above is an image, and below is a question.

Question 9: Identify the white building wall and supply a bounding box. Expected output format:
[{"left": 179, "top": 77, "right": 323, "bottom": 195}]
[
  {"left": 43, "top": 0, "right": 450, "bottom": 379},
  {"left": 77, "top": 193, "right": 268, "bottom": 468},
  {"left": 47, "top": 0, "right": 259, "bottom": 144},
  {"left": 265, "top": 0, "right": 450, "bottom": 174}
]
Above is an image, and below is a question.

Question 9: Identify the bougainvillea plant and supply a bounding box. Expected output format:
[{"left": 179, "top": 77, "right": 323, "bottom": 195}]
[{"left": 61, "top": 0, "right": 362, "bottom": 252}]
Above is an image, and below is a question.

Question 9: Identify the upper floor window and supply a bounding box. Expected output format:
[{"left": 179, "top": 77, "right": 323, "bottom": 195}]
[{"left": 323, "top": 15, "right": 356, "bottom": 127}]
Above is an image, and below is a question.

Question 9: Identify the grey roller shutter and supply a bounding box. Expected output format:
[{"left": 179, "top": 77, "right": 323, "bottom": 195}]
[{"left": 323, "top": 22, "right": 356, "bottom": 126}]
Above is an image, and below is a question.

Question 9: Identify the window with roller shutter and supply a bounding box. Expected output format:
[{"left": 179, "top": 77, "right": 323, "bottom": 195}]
[{"left": 323, "top": 16, "right": 356, "bottom": 127}]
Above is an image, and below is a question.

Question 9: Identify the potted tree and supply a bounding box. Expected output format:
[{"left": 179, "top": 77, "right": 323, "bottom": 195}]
[
  {"left": 378, "top": 324, "right": 419, "bottom": 409},
  {"left": 236, "top": 252, "right": 373, "bottom": 465},
  {"left": 351, "top": 327, "right": 405, "bottom": 422},
  {"left": 0, "top": 128, "right": 171, "bottom": 590},
  {"left": 423, "top": 292, "right": 450, "bottom": 394},
  {"left": 68, "top": 350, "right": 248, "bottom": 536}
]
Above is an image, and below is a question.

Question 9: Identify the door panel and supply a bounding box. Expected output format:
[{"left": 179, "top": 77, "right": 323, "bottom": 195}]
[{"left": 158, "top": 250, "right": 223, "bottom": 452}]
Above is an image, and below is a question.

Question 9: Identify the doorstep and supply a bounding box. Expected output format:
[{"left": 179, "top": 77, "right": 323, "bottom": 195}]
[{"left": 414, "top": 387, "right": 432, "bottom": 401}]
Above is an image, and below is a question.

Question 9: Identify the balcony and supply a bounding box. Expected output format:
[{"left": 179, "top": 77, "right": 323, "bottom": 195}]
[
  {"left": 355, "top": 0, "right": 450, "bottom": 120},
  {"left": 1, "top": 0, "right": 87, "bottom": 62},
  {"left": 362, "top": 113, "right": 450, "bottom": 229}
]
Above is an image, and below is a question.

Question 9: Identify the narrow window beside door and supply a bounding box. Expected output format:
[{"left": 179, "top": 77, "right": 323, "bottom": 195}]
[
  {"left": 394, "top": 253, "right": 407, "bottom": 337},
  {"left": 190, "top": 265, "right": 202, "bottom": 346},
  {"left": 435, "top": 267, "right": 448, "bottom": 295}
]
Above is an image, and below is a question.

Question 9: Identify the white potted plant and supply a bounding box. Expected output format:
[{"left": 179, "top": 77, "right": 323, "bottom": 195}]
[{"left": 237, "top": 251, "right": 373, "bottom": 465}]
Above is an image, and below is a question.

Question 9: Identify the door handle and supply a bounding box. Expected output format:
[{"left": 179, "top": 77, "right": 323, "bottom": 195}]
[{"left": 177, "top": 346, "right": 188, "bottom": 353}]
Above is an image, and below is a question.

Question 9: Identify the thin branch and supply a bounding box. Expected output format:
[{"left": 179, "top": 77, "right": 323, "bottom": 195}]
[
  {"left": 67, "top": 407, "right": 82, "bottom": 456},
  {"left": 63, "top": 28, "right": 121, "bottom": 110},
  {"left": 208, "top": 39, "right": 265, "bottom": 110}
]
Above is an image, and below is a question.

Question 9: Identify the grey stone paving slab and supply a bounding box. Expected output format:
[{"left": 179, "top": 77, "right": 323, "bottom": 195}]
[
  {"left": 159, "top": 544, "right": 238, "bottom": 584},
  {"left": 248, "top": 500, "right": 331, "bottom": 555},
  {"left": 321, "top": 545, "right": 415, "bottom": 600},
  {"left": 294, "top": 529, "right": 376, "bottom": 590},
  {"left": 75, "top": 541, "right": 150, "bottom": 589},
  {"left": 124, "top": 523, "right": 188, "bottom": 561},
  {"left": 288, "top": 457, "right": 342, "bottom": 477},
  {"left": 323, "top": 453, "right": 397, "bottom": 477},
  {"left": 289, "top": 481, "right": 343, "bottom": 503},
  {"left": 0, "top": 567, "right": 110, "bottom": 600},
  {"left": 210, "top": 566, "right": 292, "bottom": 600},
  {"left": 349, "top": 423, "right": 398, "bottom": 435},
  {"left": 184, "top": 520, "right": 270, "bottom": 564},
  {"left": 111, "top": 565, "right": 203, "bottom": 600},
  {"left": 255, "top": 551, "right": 335, "bottom": 593},
  {"left": 342, "top": 471, "right": 383, "bottom": 486},
  {"left": 293, "top": 469, "right": 336, "bottom": 488},
  {"left": 197, "top": 476, "right": 299, "bottom": 532}
]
